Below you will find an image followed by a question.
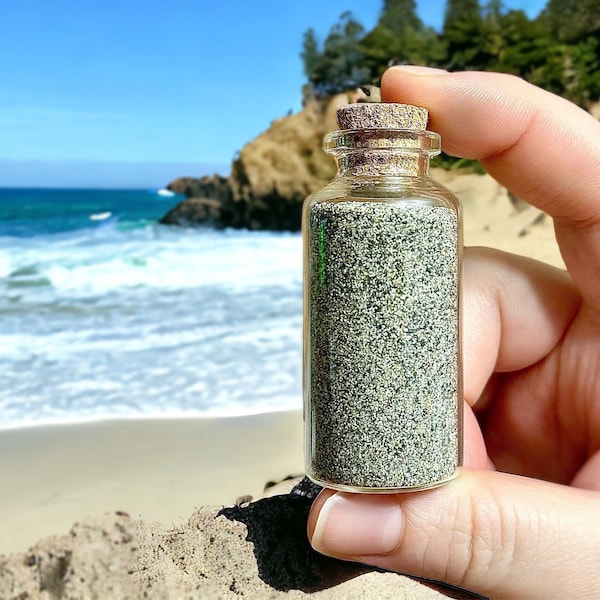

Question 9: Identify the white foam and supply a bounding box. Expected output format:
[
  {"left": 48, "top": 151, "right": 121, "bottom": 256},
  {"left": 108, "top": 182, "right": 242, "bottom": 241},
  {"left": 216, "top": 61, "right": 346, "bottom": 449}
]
[
  {"left": 89, "top": 211, "right": 113, "bottom": 221},
  {"left": 1, "top": 226, "right": 302, "bottom": 298},
  {"left": 0, "top": 226, "right": 304, "bottom": 430}
]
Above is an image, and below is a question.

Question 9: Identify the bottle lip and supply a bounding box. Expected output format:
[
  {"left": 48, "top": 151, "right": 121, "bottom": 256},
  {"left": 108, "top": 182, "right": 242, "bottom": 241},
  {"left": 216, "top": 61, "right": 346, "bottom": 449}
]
[{"left": 324, "top": 128, "right": 441, "bottom": 156}]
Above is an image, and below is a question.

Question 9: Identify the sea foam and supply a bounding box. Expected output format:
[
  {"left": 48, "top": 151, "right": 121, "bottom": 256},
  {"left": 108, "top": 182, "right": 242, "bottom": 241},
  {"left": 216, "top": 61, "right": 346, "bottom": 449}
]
[{"left": 0, "top": 222, "right": 304, "bottom": 429}]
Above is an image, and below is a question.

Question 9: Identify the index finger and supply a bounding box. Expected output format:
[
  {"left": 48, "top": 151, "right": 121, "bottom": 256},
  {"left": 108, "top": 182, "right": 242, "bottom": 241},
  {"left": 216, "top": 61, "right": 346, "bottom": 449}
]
[{"left": 381, "top": 67, "right": 600, "bottom": 306}]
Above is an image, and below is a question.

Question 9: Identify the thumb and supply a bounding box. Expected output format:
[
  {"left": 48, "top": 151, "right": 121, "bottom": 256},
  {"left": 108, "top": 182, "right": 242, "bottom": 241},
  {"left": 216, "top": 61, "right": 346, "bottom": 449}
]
[{"left": 307, "top": 470, "right": 600, "bottom": 599}]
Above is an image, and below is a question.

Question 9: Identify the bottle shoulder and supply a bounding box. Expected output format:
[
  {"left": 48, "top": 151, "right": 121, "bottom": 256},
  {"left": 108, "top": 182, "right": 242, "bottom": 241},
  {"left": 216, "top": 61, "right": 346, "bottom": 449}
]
[{"left": 304, "top": 175, "right": 461, "bottom": 212}]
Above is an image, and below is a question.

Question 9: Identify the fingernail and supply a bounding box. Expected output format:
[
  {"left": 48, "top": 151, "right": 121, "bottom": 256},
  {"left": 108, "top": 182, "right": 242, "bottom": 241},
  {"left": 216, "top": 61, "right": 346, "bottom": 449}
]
[
  {"left": 311, "top": 493, "right": 403, "bottom": 557},
  {"left": 390, "top": 65, "right": 448, "bottom": 75}
]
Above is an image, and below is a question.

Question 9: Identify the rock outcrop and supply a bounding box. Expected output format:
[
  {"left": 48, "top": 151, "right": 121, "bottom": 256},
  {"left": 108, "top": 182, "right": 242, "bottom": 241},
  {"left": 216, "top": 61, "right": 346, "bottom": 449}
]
[
  {"left": 161, "top": 175, "right": 231, "bottom": 227},
  {"left": 160, "top": 93, "right": 357, "bottom": 231}
]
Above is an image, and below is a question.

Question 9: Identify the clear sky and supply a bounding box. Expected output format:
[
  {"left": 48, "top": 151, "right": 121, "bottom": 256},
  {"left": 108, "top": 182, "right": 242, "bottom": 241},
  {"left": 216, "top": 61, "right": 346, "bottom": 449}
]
[{"left": 0, "top": 0, "right": 547, "bottom": 188}]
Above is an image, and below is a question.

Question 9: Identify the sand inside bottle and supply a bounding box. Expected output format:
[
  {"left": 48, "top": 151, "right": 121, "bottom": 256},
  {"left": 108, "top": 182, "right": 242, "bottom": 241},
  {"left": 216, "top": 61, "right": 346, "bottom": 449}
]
[{"left": 306, "top": 198, "right": 460, "bottom": 491}]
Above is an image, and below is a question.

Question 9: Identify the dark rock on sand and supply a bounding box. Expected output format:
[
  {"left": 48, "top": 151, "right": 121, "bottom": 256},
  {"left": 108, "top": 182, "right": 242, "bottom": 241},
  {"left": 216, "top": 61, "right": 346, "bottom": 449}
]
[{"left": 160, "top": 175, "right": 232, "bottom": 227}]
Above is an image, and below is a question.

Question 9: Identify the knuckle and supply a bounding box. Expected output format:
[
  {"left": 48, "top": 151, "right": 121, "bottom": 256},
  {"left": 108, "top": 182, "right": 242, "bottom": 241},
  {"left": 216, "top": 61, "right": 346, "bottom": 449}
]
[{"left": 445, "top": 488, "right": 521, "bottom": 590}]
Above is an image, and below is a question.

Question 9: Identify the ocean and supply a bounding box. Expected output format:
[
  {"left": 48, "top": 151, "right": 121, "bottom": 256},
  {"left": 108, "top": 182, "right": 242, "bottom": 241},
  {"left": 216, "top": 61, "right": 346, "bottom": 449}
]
[{"left": 0, "top": 188, "right": 303, "bottom": 430}]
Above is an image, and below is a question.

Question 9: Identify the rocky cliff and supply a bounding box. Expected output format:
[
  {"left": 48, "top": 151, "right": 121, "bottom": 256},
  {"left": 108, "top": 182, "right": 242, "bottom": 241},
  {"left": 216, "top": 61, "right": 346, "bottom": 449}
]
[{"left": 160, "top": 93, "right": 358, "bottom": 231}]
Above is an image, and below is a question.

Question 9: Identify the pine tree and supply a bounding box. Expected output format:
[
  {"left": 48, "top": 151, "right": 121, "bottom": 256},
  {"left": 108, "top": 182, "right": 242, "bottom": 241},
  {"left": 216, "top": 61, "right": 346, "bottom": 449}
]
[
  {"left": 301, "top": 28, "right": 321, "bottom": 82},
  {"left": 378, "top": 0, "right": 422, "bottom": 35},
  {"left": 298, "top": 0, "right": 600, "bottom": 109},
  {"left": 490, "top": 9, "right": 549, "bottom": 75},
  {"left": 300, "top": 12, "right": 369, "bottom": 96},
  {"left": 444, "top": 0, "right": 482, "bottom": 29},
  {"left": 536, "top": 0, "right": 600, "bottom": 106},
  {"left": 360, "top": 0, "right": 442, "bottom": 77},
  {"left": 443, "top": 0, "right": 485, "bottom": 69},
  {"left": 542, "top": 0, "right": 600, "bottom": 41}
]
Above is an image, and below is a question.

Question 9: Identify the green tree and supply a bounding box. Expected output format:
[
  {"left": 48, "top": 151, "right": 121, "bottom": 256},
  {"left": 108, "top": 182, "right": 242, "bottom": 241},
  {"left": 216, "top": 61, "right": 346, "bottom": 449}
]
[
  {"left": 483, "top": 0, "right": 504, "bottom": 25},
  {"left": 379, "top": 0, "right": 422, "bottom": 35},
  {"left": 534, "top": 0, "right": 600, "bottom": 106},
  {"left": 542, "top": 0, "right": 600, "bottom": 41},
  {"left": 301, "top": 12, "right": 369, "bottom": 96},
  {"left": 489, "top": 9, "right": 550, "bottom": 74},
  {"left": 443, "top": 0, "right": 485, "bottom": 69},
  {"left": 444, "top": 0, "right": 482, "bottom": 26},
  {"left": 301, "top": 28, "right": 321, "bottom": 82},
  {"left": 360, "top": 0, "right": 444, "bottom": 79},
  {"left": 299, "top": 0, "right": 600, "bottom": 110},
  {"left": 475, "top": 3, "right": 549, "bottom": 75}
]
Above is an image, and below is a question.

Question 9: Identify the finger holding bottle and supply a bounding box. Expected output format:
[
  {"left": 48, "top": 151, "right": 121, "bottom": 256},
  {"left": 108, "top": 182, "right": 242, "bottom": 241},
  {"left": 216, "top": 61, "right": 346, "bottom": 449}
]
[{"left": 381, "top": 66, "right": 600, "bottom": 308}]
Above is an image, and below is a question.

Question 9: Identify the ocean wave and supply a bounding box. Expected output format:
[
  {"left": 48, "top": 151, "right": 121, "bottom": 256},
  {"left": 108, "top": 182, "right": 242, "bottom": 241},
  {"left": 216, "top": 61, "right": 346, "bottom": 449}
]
[
  {"left": 89, "top": 211, "right": 114, "bottom": 221},
  {"left": 0, "top": 189, "right": 305, "bottom": 430},
  {"left": 0, "top": 226, "right": 302, "bottom": 299},
  {"left": 0, "top": 231, "right": 304, "bottom": 430}
]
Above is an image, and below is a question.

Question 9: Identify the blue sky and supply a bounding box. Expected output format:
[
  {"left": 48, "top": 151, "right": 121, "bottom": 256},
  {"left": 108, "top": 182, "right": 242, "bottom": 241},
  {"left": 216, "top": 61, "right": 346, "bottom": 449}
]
[{"left": 0, "top": 0, "right": 547, "bottom": 188}]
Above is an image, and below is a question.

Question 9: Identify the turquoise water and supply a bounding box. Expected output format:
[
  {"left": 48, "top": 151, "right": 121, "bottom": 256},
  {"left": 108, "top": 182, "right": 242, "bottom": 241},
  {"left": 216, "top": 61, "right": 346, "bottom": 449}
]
[
  {"left": 0, "top": 188, "right": 303, "bottom": 429},
  {"left": 0, "top": 188, "right": 177, "bottom": 236}
]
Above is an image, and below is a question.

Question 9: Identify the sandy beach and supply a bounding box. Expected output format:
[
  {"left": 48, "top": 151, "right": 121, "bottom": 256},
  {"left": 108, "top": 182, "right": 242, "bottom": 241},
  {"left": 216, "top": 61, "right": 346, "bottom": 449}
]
[
  {"left": 0, "top": 412, "right": 481, "bottom": 599},
  {"left": 0, "top": 412, "right": 304, "bottom": 556}
]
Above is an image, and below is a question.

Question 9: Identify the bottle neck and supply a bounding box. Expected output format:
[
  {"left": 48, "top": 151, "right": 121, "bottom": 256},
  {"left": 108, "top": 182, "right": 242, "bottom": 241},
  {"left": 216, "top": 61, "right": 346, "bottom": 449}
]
[
  {"left": 324, "top": 128, "right": 440, "bottom": 179},
  {"left": 337, "top": 151, "right": 430, "bottom": 177}
]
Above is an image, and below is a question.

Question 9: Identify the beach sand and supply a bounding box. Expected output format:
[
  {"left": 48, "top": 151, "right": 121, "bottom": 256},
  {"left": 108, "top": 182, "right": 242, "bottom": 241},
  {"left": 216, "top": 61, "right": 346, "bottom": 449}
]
[
  {"left": 0, "top": 172, "right": 564, "bottom": 597},
  {"left": 0, "top": 412, "right": 304, "bottom": 556},
  {"left": 435, "top": 168, "right": 564, "bottom": 269},
  {"left": 0, "top": 414, "right": 480, "bottom": 598}
]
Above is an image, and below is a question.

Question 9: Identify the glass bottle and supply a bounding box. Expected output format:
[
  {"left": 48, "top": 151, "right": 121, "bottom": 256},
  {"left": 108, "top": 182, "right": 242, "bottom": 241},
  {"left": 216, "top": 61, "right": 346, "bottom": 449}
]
[{"left": 303, "top": 102, "right": 463, "bottom": 493}]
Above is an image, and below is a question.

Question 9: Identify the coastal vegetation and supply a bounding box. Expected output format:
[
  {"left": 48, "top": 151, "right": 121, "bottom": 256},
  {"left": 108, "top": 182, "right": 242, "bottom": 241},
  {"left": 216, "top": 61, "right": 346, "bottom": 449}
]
[
  {"left": 302, "top": 0, "right": 600, "bottom": 109},
  {"left": 163, "top": 0, "right": 600, "bottom": 230}
]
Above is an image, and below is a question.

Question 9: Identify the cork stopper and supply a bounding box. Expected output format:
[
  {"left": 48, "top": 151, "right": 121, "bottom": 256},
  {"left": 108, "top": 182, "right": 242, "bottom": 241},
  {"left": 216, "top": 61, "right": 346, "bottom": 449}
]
[{"left": 336, "top": 102, "right": 428, "bottom": 131}]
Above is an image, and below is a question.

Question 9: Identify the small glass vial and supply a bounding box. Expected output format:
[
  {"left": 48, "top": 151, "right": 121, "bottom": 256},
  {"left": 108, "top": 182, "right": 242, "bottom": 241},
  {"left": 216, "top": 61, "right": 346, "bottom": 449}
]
[{"left": 303, "top": 102, "right": 462, "bottom": 493}]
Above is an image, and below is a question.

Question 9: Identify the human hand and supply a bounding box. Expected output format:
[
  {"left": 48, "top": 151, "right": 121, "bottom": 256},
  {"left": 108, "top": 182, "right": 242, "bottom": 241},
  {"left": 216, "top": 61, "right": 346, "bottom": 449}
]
[{"left": 307, "top": 66, "right": 600, "bottom": 599}]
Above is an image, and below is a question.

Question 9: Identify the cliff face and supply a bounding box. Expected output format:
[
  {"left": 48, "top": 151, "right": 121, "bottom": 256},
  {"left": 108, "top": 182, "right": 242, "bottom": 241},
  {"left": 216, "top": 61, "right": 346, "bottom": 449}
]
[{"left": 160, "top": 93, "right": 355, "bottom": 231}]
